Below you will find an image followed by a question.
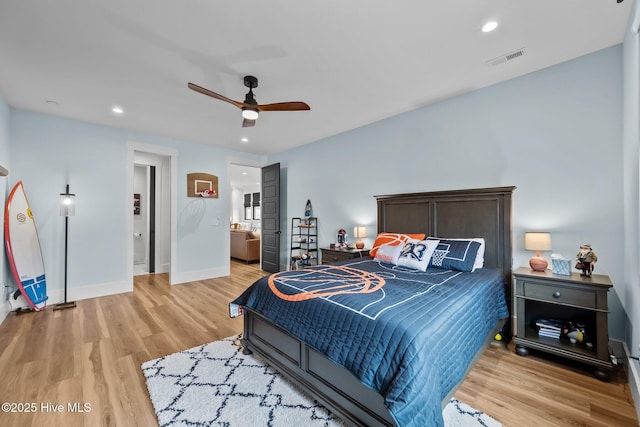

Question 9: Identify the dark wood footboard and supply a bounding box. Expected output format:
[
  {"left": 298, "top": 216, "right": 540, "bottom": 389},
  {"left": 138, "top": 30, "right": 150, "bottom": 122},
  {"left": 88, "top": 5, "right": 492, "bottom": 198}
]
[
  {"left": 242, "top": 307, "right": 395, "bottom": 427},
  {"left": 242, "top": 307, "right": 505, "bottom": 427}
]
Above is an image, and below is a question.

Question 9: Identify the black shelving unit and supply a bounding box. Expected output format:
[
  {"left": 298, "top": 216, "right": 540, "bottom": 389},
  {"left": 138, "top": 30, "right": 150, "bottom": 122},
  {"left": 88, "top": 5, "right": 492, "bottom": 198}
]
[{"left": 290, "top": 217, "right": 318, "bottom": 270}]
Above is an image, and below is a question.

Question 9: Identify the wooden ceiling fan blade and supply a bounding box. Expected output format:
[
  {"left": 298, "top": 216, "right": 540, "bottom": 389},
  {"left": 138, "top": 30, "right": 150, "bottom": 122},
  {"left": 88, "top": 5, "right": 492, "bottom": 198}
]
[
  {"left": 242, "top": 118, "right": 256, "bottom": 128},
  {"left": 257, "top": 102, "right": 310, "bottom": 112},
  {"left": 188, "top": 82, "right": 244, "bottom": 109},
  {"left": 188, "top": 77, "right": 309, "bottom": 127}
]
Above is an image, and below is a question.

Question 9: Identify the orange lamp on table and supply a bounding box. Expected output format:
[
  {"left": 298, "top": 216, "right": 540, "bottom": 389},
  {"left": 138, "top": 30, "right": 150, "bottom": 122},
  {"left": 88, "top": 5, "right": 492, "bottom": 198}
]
[
  {"left": 525, "top": 232, "right": 552, "bottom": 272},
  {"left": 354, "top": 226, "right": 367, "bottom": 250}
]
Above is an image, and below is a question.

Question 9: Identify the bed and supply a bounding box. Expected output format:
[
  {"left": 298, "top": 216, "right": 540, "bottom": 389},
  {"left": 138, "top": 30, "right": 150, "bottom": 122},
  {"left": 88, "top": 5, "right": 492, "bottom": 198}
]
[{"left": 230, "top": 186, "right": 514, "bottom": 427}]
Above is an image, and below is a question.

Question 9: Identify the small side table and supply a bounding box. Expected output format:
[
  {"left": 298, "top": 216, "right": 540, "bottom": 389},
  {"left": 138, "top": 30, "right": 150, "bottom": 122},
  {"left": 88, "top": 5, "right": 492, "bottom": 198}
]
[
  {"left": 320, "top": 247, "right": 370, "bottom": 264},
  {"left": 513, "top": 266, "right": 613, "bottom": 380}
]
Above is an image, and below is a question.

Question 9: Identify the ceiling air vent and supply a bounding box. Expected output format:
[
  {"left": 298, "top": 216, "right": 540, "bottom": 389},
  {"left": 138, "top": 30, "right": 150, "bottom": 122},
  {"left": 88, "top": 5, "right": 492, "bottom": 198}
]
[{"left": 486, "top": 47, "right": 526, "bottom": 67}]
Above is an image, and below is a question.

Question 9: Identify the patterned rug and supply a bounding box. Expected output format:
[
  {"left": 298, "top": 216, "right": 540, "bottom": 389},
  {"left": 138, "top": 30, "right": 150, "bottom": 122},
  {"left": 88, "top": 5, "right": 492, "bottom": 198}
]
[{"left": 142, "top": 335, "right": 501, "bottom": 427}]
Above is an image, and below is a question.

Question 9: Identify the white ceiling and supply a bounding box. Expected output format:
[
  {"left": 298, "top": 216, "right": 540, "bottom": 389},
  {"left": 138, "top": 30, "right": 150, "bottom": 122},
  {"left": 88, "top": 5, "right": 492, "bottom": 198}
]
[
  {"left": 228, "top": 163, "right": 261, "bottom": 191},
  {"left": 0, "top": 1, "right": 632, "bottom": 156}
]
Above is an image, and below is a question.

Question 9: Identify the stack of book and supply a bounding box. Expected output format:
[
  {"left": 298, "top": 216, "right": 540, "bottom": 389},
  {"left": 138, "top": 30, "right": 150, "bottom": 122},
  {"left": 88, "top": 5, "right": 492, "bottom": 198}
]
[{"left": 536, "top": 318, "right": 562, "bottom": 339}]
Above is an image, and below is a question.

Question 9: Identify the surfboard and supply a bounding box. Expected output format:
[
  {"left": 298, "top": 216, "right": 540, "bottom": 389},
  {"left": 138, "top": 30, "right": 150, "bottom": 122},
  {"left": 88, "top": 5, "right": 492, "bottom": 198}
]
[{"left": 4, "top": 181, "right": 48, "bottom": 311}]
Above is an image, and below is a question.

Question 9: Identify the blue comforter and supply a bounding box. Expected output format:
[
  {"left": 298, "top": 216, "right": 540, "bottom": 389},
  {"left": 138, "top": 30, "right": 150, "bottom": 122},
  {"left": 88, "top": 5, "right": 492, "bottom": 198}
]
[{"left": 230, "top": 259, "right": 508, "bottom": 426}]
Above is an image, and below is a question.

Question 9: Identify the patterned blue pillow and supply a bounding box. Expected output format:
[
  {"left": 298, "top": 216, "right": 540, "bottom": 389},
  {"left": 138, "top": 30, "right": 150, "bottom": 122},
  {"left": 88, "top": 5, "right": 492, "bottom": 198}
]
[{"left": 428, "top": 239, "right": 482, "bottom": 272}]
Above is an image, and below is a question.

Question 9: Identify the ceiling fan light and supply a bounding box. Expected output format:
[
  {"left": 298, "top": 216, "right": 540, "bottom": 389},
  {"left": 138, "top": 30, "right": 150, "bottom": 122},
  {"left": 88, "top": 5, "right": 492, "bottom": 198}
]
[{"left": 241, "top": 108, "right": 259, "bottom": 120}]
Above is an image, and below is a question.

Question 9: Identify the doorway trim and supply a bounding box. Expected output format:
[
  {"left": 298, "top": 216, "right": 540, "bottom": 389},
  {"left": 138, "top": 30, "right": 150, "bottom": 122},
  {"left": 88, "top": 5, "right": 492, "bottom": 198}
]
[
  {"left": 227, "top": 156, "right": 265, "bottom": 269},
  {"left": 127, "top": 141, "right": 178, "bottom": 285}
]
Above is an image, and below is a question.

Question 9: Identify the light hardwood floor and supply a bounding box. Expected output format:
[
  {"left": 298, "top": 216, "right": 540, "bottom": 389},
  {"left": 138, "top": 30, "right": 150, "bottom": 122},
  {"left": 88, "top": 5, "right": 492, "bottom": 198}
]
[{"left": 0, "top": 260, "right": 637, "bottom": 426}]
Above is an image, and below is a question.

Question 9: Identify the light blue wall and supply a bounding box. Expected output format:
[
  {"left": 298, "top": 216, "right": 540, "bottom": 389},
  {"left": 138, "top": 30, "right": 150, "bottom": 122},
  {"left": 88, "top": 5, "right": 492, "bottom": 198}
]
[
  {"left": 9, "top": 109, "right": 261, "bottom": 300},
  {"left": 623, "top": 0, "right": 640, "bottom": 358},
  {"left": 270, "top": 45, "right": 627, "bottom": 340},
  {"left": 0, "top": 96, "right": 10, "bottom": 307},
  {"left": 0, "top": 96, "right": 8, "bottom": 165}
]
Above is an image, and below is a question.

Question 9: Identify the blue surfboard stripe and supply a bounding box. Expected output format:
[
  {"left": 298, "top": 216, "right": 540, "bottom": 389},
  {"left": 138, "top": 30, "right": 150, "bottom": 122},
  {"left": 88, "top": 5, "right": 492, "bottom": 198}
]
[{"left": 21, "top": 276, "right": 48, "bottom": 304}]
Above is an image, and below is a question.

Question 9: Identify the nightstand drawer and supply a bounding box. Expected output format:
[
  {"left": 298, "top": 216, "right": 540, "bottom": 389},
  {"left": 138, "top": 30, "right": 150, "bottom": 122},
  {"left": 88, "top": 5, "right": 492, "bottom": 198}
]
[
  {"left": 523, "top": 281, "right": 595, "bottom": 308},
  {"left": 324, "top": 251, "right": 353, "bottom": 263},
  {"left": 320, "top": 248, "right": 369, "bottom": 264}
]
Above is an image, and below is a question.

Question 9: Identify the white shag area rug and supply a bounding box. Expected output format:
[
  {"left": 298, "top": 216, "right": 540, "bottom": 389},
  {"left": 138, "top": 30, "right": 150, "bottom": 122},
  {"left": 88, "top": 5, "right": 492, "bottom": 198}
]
[{"left": 142, "top": 335, "right": 501, "bottom": 427}]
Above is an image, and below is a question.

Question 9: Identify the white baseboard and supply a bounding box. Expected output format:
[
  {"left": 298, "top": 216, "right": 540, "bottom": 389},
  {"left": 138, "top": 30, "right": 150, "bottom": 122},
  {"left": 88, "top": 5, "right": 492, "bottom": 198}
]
[
  {"left": 0, "top": 266, "right": 229, "bottom": 327},
  {"left": 622, "top": 341, "right": 640, "bottom": 424},
  {"left": 70, "top": 279, "right": 133, "bottom": 302},
  {"left": 0, "top": 279, "right": 132, "bottom": 326},
  {"left": 156, "top": 262, "right": 170, "bottom": 274},
  {"left": 0, "top": 302, "right": 10, "bottom": 326},
  {"left": 171, "top": 266, "right": 229, "bottom": 285}
]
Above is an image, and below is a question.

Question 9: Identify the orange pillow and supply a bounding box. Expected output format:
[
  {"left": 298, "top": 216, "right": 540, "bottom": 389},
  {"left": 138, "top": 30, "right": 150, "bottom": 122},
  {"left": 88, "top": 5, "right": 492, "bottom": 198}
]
[
  {"left": 369, "top": 232, "right": 426, "bottom": 258},
  {"left": 406, "top": 233, "right": 426, "bottom": 240}
]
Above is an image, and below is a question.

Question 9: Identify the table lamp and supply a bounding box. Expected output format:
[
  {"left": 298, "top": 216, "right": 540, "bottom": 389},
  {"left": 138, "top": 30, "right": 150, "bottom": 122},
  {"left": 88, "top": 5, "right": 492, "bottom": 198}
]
[
  {"left": 525, "top": 232, "right": 551, "bottom": 272},
  {"left": 354, "top": 226, "right": 367, "bottom": 250}
]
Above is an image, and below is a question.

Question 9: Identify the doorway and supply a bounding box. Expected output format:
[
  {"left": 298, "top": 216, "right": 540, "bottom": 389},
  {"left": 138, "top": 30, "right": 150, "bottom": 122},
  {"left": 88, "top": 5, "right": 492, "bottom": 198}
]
[
  {"left": 227, "top": 160, "right": 282, "bottom": 274},
  {"left": 127, "top": 142, "right": 177, "bottom": 285},
  {"left": 133, "top": 164, "right": 157, "bottom": 275},
  {"left": 228, "top": 161, "right": 263, "bottom": 270},
  {"left": 229, "top": 164, "right": 261, "bottom": 224}
]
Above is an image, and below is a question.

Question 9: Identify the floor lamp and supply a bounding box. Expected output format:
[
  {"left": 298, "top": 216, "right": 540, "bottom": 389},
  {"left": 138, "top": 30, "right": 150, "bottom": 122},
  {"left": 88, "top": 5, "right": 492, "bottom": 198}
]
[{"left": 54, "top": 184, "right": 76, "bottom": 310}]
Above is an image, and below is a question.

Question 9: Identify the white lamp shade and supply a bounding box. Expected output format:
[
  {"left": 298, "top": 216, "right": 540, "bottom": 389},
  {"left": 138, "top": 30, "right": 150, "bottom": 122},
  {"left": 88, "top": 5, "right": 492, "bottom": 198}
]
[
  {"left": 354, "top": 226, "right": 367, "bottom": 239},
  {"left": 59, "top": 193, "right": 76, "bottom": 217},
  {"left": 524, "top": 232, "right": 551, "bottom": 252},
  {"left": 353, "top": 226, "right": 367, "bottom": 249}
]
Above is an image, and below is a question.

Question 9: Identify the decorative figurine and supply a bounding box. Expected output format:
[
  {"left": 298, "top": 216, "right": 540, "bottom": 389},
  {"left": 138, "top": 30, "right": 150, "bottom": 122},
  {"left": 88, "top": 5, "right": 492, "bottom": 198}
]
[
  {"left": 575, "top": 244, "right": 597, "bottom": 277},
  {"left": 337, "top": 229, "right": 347, "bottom": 248},
  {"left": 565, "top": 322, "right": 587, "bottom": 345}
]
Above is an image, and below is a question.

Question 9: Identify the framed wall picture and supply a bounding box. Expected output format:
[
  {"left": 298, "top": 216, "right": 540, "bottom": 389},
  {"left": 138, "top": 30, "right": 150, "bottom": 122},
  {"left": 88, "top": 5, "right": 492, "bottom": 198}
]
[{"left": 134, "top": 193, "right": 141, "bottom": 215}]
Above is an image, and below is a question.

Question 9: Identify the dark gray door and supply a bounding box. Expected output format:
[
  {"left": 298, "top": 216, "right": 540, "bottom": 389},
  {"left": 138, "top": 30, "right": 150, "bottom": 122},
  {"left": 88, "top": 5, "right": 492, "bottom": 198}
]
[
  {"left": 149, "top": 165, "right": 156, "bottom": 273},
  {"left": 261, "top": 163, "right": 280, "bottom": 273}
]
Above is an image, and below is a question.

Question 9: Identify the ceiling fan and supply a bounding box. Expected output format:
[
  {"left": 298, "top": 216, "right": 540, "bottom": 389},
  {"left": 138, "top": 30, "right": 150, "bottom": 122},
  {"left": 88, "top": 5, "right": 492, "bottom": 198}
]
[{"left": 188, "top": 76, "right": 310, "bottom": 127}]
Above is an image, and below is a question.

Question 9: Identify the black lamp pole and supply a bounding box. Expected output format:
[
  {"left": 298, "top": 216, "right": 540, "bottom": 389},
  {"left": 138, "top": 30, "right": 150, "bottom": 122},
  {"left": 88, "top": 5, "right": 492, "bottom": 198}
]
[{"left": 54, "top": 184, "right": 76, "bottom": 310}]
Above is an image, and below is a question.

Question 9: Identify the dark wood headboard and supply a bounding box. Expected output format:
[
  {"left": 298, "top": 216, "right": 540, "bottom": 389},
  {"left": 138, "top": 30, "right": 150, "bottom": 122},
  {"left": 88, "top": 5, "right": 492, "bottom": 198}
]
[{"left": 375, "top": 186, "right": 515, "bottom": 336}]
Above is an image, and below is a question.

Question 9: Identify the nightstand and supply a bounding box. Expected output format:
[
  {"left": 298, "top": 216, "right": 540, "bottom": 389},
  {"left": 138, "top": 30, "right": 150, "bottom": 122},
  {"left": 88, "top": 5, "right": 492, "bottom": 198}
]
[
  {"left": 320, "top": 247, "right": 370, "bottom": 264},
  {"left": 513, "top": 267, "right": 613, "bottom": 380}
]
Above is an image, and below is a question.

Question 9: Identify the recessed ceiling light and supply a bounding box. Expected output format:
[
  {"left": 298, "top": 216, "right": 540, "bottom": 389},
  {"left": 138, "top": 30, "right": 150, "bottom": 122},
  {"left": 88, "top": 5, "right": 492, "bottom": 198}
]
[
  {"left": 482, "top": 21, "right": 498, "bottom": 33},
  {"left": 242, "top": 172, "right": 247, "bottom": 175},
  {"left": 241, "top": 137, "right": 249, "bottom": 143},
  {"left": 112, "top": 106, "right": 124, "bottom": 115}
]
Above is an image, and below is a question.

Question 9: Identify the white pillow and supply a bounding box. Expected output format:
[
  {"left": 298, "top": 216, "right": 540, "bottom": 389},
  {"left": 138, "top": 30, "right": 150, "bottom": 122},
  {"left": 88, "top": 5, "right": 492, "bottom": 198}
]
[
  {"left": 373, "top": 243, "right": 404, "bottom": 265},
  {"left": 428, "top": 237, "right": 485, "bottom": 270},
  {"left": 397, "top": 239, "right": 440, "bottom": 271}
]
